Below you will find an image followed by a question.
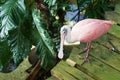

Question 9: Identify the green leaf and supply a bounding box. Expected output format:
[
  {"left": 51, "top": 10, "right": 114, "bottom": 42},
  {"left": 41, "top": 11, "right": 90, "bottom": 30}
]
[
  {"left": 0, "top": 0, "right": 33, "bottom": 71},
  {"left": 32, "top": 9, "right": 56, "bottom": 70},
  {"left": 0, "top": 0, "right": 25, "bottom": 40},
  {"left": 0, "top": 0, "right": 32, "bottom": 64},
  {"left": 44, "top": 0, "right": 57, "bottom": 7},
  {"left": 8, "top": 28, "right": 32, "bottom": 64},
  {"left": 0, "top": 40, "right": 12, "bottom": 71}
]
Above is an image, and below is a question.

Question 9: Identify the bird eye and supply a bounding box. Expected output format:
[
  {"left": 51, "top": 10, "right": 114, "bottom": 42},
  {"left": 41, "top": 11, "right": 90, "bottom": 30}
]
[{"left": 63, "top": 28, "right": 67, "bottom": 33}]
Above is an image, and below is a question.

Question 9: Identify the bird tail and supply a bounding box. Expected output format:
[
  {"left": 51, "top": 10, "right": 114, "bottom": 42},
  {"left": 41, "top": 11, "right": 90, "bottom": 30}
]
[
  {"left": 105, "top": 20, "right": 120, "bottom": 26},
  {"left": 104, "top": 20, "right": 114, "bottom": 25},
  {"left": 104, "top": 20, "right": 114, "bottom": 31}
]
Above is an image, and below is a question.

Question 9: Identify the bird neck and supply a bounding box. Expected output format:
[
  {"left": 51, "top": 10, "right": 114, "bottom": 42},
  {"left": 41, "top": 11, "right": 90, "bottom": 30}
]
[{"left": 65, "top": 28, "right": 74, "bottom": 43}]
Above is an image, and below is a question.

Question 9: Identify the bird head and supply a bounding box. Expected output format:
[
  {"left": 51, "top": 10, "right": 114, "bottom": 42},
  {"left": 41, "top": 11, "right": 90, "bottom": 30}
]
[
  {"left": 58, "top": 21, "right": 77, "bottom": 59},
  {"left": 60, "top": 25, "right": 68, "bottom": 35},
  {"left": 58, "top": 23, "right": 76, "bottom": 59},
  {"left": 60, "top": 23, "right": 74, "bottom": 35},
  {"left": 60, "top": 21, "right": 76, "bottom": 35},
  {"left": 58, "top": 25, "right": 69, "bottom": 59}
]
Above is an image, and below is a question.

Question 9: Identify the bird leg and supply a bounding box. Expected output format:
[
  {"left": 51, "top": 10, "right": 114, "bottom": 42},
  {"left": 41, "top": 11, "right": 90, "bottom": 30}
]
[
  {"left": 84, "top": 42, "right": 91, "bottom": 61},
  {"left": 79, "top": 47, "right": 88, "bottom": 55},
  {"left": 78, "top": 42, "right": 91, "bottom": 55},
  {"left": 107, "top": 35, "right": 120, "bottom": 54},
  {"left": 81, "top": 42, "right": 91, "bottom": 65}
]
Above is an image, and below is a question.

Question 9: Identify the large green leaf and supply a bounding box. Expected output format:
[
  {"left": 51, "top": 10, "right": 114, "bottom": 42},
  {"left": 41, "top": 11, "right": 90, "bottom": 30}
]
[
  {"left": 0, "top": 40, "right": 12, "bottom": 71},
  {"left": 8, "top": 28, "right": 32, "bottom": 64},
  {"left": 0, "top": 0, "right": 25, "bottom": 40},
  {"left": 32, "top": 9, "right": 56, "bottom": 70},
  {"left": 0, "top": 0, "right": 32, "bottom": 64},
  {"left": 44, "top": 0, "right": 57, "bottom": 8}
]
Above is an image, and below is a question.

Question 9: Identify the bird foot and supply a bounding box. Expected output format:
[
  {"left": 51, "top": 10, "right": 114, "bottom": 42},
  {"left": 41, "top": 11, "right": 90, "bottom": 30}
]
[{"left": 81, "top": 57, "right": 90, "bottom": 65}]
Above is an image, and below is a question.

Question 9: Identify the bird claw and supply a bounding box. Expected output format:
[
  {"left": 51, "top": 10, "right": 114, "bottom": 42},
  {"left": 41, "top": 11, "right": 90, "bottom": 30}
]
[{"left": 81, "top": 57, "right": 90, "bottom": 65}]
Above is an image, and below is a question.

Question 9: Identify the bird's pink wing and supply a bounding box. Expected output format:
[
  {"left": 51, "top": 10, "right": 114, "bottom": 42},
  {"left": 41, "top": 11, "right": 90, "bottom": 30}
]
[
  {"left": 74, "top": 19, "right": 104, "bottom": 28},
  {"left": 71, "top": 21, "right": 107, "bottom": 42}
]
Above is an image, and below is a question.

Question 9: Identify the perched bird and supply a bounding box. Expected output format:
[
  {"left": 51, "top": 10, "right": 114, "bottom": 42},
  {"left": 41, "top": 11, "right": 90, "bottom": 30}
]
[{"left": 58, "top": 19, "right": 113, "bottom": 63}]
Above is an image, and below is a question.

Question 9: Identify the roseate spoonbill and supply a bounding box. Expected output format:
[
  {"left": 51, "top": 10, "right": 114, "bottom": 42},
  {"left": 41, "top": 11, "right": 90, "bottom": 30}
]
[{"left": 58, "top": 19, "right": 113, "bottom": 63}]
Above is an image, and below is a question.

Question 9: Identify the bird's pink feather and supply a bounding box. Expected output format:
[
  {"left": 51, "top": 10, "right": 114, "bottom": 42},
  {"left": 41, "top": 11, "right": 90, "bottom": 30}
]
[{"left": 71, "top": 19, "right": 113, "bottom": 42}]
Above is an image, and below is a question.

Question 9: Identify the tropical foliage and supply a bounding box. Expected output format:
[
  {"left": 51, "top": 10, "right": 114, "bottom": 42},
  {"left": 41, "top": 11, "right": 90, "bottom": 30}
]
[{"left": 76, "top": 0, "right": 114, "bottom": 19}]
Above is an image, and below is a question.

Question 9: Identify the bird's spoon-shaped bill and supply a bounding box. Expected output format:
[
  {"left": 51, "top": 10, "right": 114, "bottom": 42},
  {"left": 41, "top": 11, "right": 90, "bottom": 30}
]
[
  {"left": 58, "top": 32, "right": 80, "bottom": 59},
  {"left": 58, "top": 32, "right": 65, "bottom": 59},
  {"left": 58, "top": 50, "right": 64, "bottom": 59}
]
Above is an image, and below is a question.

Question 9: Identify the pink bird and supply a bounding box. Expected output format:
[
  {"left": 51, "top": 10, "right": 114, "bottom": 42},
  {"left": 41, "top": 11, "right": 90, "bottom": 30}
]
[{"left": 58, "top": 18, "right": 113, "bottom": 63}]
